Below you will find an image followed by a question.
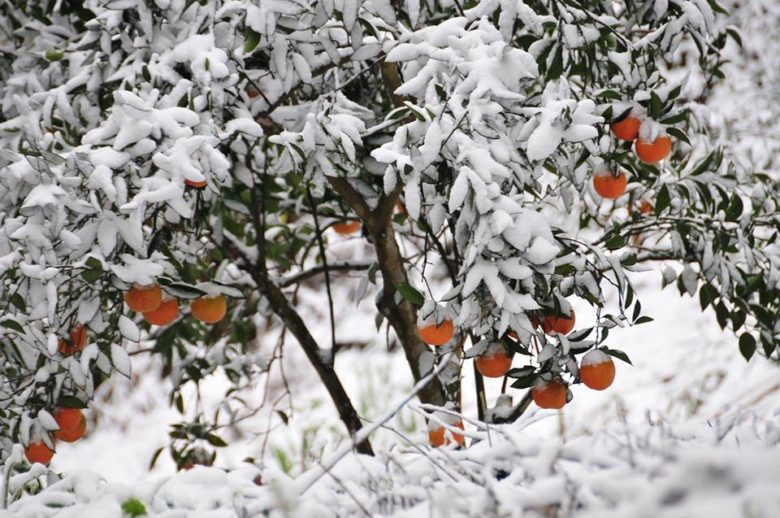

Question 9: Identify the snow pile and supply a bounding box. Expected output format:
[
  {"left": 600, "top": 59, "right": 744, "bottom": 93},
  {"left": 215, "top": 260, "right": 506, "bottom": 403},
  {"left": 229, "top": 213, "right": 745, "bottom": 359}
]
[{"left": 3, "top": 408, "right": 778, "bottom": 517}]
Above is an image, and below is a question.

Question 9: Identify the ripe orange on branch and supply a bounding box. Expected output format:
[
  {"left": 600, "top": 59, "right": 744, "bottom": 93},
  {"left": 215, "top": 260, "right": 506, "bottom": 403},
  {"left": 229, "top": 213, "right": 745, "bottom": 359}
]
[
  {"left": 579, "top": 349, "right": 616, "bottom": 390},
  {"left": 475, "top": 345, "right": 513, "bottom": 378},
  {"left": 143, "top": 297, "right": 179, "bottom": 326},
  {"left": 25, "top": 440, "right": 55, "bottom": 465},
  {"left": 593, "top": 170, "right": 628, "bottom": 199},
  {"left": 635, "top": 136, "right": 672, "bottom": 164},
  {"left": 331, "top": 220, "right": 361, "bottom": 236},
  {"left": 191, "top": 294, "right": 227, "bottom": 324},
  {"left": 532, "top": 380, "right": 567, "bottom": 409},
  {"left": 541, "top": 309, "right": 576, "bottom": 335},
  {"left": 58, "top": 324, "right": 87, "bottom": 356},
  {"left": 54, "top": 408, "right": 87, "bottom": 442},
  {"left": 428, "top": 420, "right": 465, "bottom": 448},
  {"left": 610, "top": 115, "right": 641, "bottom": 141},
  {"left": 419, "top": 319, "right": 454, "bottom": 346},
  {"left": 185, "top": 179, "right": 207, "bottom": 189},
  {"left": 125, "top": 284, "right": 162, "bottom": 313}
]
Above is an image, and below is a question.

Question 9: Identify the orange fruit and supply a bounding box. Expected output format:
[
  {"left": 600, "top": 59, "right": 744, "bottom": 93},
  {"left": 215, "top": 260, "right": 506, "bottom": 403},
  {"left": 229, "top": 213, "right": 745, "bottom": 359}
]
[
  {"left": 185, "top": 179, "right": 207, "bottom": 189},
  {"left": 635, "top": 136, "right": 672, "bottom": 164},
  {"left": 593, "top": 170, "right": 627, "bottom": 199},
  {"left": 611, "top": 115, "right": 641, "bottom": 141},
  {"left": 541, "top": 309, "right": 576, "bottom": 335},
  {"left": 125, "top": 284, "right": 162, "bottom": 313},
  {"left": 25, "top": 440, "right": 55, "bottom": 464},
  {"left": 639, "top": 199, "right": 653, "bottom": 214},
  {"left": 247, "top": 86, "right": 260, "bottom": 99},
  {"left": 532, "top": 380, "right": 567, "bottom": 409},
  {"left": 331, "top": 220, "right": 361, "bottom": 236},
  {"left": 54, "top": 408, "right": 87, "bottom": 443},
  {"left": 190, "top": 294, "right": 227, "bottom": 324},
  {"left": 475, "top": 346, "right": 513, "bottom": 378},
  {"left": 579, "top": 349, "right": 616, "bottom": 390},
  {"left": 419, "top": 319, "right": 454, "bottom": 346},
  {"left": 428, "top": 420, "right": 465, "bottom": 448},
  {"left": 58, "top": 324, "right": 87, "bottom": 356},
  {"left": 143, "top": 297, "right": 179, "bottom": 326}
]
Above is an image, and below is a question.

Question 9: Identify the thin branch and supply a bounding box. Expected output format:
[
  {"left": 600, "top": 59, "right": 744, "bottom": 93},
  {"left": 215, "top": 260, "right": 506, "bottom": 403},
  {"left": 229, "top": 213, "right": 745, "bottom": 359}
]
[{"left": 278, "top": 261, "right": 374, "bottom": 288}]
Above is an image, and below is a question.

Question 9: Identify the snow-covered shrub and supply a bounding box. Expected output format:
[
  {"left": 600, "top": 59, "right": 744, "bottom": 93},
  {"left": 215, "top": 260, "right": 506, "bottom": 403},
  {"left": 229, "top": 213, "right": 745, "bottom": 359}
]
[{"left": 0, "top": 0, "right": 777, "bottom": 492}]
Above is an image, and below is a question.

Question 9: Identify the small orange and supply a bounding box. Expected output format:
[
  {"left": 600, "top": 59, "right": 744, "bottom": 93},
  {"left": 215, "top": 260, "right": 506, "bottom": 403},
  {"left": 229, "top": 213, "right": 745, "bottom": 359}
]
[
  {"left": 475, "top": 346, "right": 513, "bottom": 378},
  {"left": 247, "top": 86, "right": 261, "bottom": 99},
  {"left": 593, "top": 170, "right": 628, "bottom": 199},
  {"left": 541, "top": 309, "right": 576, "bottom": 335},
  {"left": 185, "top": 179, "right": 207, "bottom": 189},
  {"left": 25, "top": 440, "right": 55, "bottom": 464},
  {"left": 639, "top": 199, "right": 653, "bottom": 214},
  {"left": 532, "top": 380, "right": 567, "bottom": 409},
  {"left": 419, "top": 319, "right": 455, "bottom": 346},
  {"left": 635, "top": 136, "right": 672, "bottom": 164},
  {"left": 611, "top": 116, "right": 641, "bottom": 141},
  {"left": 54, "top": 408, "right": 87, "bottom": 442},
  {"left": 331, "top": 220, "right": 361, "bottom": 236},
  {"left": 190, "top": 294, "right": 227, "bottom": 324},
  {"left": 579, "top": 349, "right": 616, "bottom": 390},
  {"left": 428, "top": 420, "right": 465, "bottom": 448},
  {"left": 125, "top": 284, "right": 162, "bottom": 313},
  {"left": 58, "top": 324, "right": 88, "bottom": 356},
  {"left": 143, "top": 297, "right": 179, "bottom": 326}
]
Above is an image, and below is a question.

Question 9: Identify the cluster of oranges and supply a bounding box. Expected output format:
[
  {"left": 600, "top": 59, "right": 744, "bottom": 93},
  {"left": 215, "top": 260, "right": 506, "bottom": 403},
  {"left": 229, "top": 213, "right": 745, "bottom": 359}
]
[
  {"left": 531, "top": 349, "right": 615, "bottom": 409},
  {"left": 24, "top": 408, "right": 87, "bottom": 465},
  {"left": 418, "top": 307, "right": 617, "bottom": 446},
  {"left": 56, "top": 286, "right": 228, "bottom": 356},
  {"left": 417, "top": 310, "right": 578, "bottom": 381},
  {"left": 124, "top": 283, "right": 228, "bottom": 326},
  {"left": 331, "top": 220, "right": 361, "bottom": 236},
  {"left": 592, "top": 114, "right": 673, "bottom": 200}
]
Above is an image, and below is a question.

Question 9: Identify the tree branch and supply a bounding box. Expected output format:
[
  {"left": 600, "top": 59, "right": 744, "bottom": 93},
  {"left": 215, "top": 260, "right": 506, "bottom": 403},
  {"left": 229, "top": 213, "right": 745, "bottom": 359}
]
[
  {"left": 278, "top": 261, "right": 374, "bottom": 288},
  {"left": 327, "top": 175, "right": 447, "bottom": 407}
]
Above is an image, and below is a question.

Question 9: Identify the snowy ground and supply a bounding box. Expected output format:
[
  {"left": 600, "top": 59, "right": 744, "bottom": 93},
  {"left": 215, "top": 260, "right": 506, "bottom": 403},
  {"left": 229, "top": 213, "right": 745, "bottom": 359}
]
[{"left": 3, "top": 1, "right": 780, "bottom": 516}]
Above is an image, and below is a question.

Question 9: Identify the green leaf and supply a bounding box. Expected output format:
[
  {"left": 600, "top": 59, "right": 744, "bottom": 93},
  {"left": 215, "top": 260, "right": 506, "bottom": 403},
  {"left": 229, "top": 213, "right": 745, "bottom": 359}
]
[
  {"left": 244, "top": 29, "right": 261, "bottom": 53},
  {"left": 655, "top": 185, "right": 670, "bottom": 215},
  {"left": 85, "top": 256, "right": 103, "bottom": 270},
  {"left": 507, "top": 366, "right": 536, "bottom": 379},
  {"left": 738, "top": 333, "right": 756, "bottom": 361},
  {"left": 161, "top": 281, "right": 207, "bottom": 299},
  {"left": 121, "top": 497, "right": 148, "bottom": 517},
  {"left": 633, "top": 316, "right": 654, "bottom": 325},
  {"left": 397, "top": 283, "right": 424, "bottom": 307},
  {"left": 510, "top": 374, "right": 538, "bottom": 389},
  {"left": 44, "top": 50, "right": 64, "bottom": 62},
  {"left": 725, "top": 193, "right": 744, "bottom": 221},
  {"left": 81, "top": 269, "right": 102, "bottom": 282},
  {"left": 206, "top": 433, "right": 228, "bottom": 447},
  {"left": 666, "top": 127, "right": 690, "bottom": 145},
  {"left": 148, "top": 447, "right": 164, "bottom": 471},
  {"left": 731, "top": 310, "right": 746, "bottom": 331},
  {"left": 649, "top": 92, "right": 663, "bottom": 119},
  {"left": 660, "top": 112, "right": 687, "bottom": 125},
  {"left": 56, "top": 396, "right": 87, "bottom": 409},
  {"left": 1, "top": 319, "right": 24, "bottom": 334},
  {"left": 602, "top": 347, "right": 632, "bottom": 365},
  {"left": 605, "top": 234, "right": 626, "bottom": 251},
  {"left": 9, "top": 293, "right": 25, "bottom": 312}
]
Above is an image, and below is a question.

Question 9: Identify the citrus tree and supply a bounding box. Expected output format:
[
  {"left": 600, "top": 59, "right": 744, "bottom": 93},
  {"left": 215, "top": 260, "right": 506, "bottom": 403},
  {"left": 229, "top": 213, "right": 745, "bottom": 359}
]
[{"left": 0, "top": 0, "right": 777, "bottom": 469}]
